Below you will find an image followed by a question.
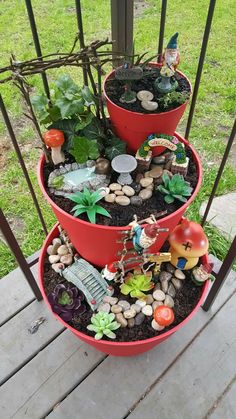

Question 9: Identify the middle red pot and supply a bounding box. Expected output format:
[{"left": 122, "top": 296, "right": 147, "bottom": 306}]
[{"left": 38, "top": 133, "right": 202, "bottom": 268}]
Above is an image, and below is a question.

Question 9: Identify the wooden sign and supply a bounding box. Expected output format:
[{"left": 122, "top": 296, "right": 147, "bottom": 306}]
[
  {"left": 115, "top": 65, "right": 143, "bottom": 80},
  {"left": 148, "top": 137, "right": 177, "bottom": 151}
]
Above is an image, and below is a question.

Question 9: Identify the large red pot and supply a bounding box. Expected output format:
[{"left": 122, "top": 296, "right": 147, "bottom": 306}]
[
  {"left": 104, "top": 63, "right": 192, "bottom": 153},
  {"left": 38, "top": 133, "right": 202, "bottom": 268},
  {"left": 39, "top": 224, "right": 209, "bottom": 357}
]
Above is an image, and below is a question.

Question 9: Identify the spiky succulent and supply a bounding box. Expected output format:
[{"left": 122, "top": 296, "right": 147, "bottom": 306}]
[
  {"left": 120, "top": 270, "right": 154, "bottom": 299},
  {"left": 87, "top": 312, "right": 120, "bottom": 340},
  {"left": 48, "top": 283, "right": 86, "bottom": 322},
  {"left": 157, "top": 173, "right": 193, "bottom": 204},
  {"left": 67, "top": 187, "right": 111, "bottom": 223}
]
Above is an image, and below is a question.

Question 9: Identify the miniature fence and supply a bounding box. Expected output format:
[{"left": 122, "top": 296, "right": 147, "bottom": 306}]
[{"left": 0, "top": 0, "right": 235, "bottom": 308}]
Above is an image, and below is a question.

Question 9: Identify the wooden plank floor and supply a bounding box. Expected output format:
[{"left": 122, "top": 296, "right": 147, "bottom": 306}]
[{"left": 0, "top": 255, "right": 236, "bottom": 419}]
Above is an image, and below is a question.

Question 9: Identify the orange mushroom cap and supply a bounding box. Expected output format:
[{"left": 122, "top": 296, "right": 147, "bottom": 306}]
[
  {"left": 154, "top": 305, "right": 174, "bottom": 326},
  {"left": 43, "top": 129, "right": 65, "bottom": 148}
]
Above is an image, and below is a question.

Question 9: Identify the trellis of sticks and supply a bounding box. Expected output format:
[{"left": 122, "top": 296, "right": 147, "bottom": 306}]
[{"left": 0, "top": 36, "right": 127, "bottom": 161}]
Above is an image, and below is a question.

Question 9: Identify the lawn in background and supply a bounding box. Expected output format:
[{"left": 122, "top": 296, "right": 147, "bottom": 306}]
[{"left": 0, "top": 0, "right": 235, "bottom": 277}]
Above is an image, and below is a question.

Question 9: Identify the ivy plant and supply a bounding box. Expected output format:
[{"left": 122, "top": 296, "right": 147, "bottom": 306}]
[{"left": 70, "top": 136, "right": 100, "bottom": 164}]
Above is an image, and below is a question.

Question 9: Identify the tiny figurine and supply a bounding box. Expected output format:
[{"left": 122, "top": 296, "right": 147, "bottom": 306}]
[
  {"left": 129, "top": 215, "right": 169, "bottom": 255},
  {"left": 192, "top": 263, "right": 214, "bottom": 286},
  {"left": 115, "top": 62, "right": 143, "bottom": 104},
  {"left": 155, "top": 65, "right": 178, "bottom": 94},
  {"left": 168, "top": 218, "right": 209, "bottom": 270},
  {"left": 135, "top": 133, "right": 178, "bottom": 165},
  {"left": 111, "top": 154, "right": 137, "bottom": 185},
  {"left": 162, "top": 32, "right": 180, "bottom": 70},
  {"left": 102, "top": 262, "right": 118, "bottom": 282},
  {"left": 62, "top": 257, "right": 113, "bottom": 310},
  {"left": 43, "top": 129, "right": 65, "bottom": 165}
]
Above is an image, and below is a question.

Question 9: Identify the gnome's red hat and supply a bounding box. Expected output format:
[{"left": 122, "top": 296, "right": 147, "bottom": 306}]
[
  {"left": 107, "top": 262, "right": 117, "bottom": 273},
  {"left": 144, "top": 223, "right": 160, "bottom": 239}
]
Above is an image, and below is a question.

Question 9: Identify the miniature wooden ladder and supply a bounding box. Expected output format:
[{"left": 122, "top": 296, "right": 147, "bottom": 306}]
[{"left": 62, "top": 258, "right": 112, "bottom": 310}]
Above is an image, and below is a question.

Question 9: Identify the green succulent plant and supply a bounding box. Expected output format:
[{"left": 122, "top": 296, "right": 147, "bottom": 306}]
[
  {"left": 66, "top": 188, "right": 111, "bottom": 224},
  {"left": 157, "top": 173, "right": 193, "bottom": 204},
  {"left": 120, "top": 270, "right": 154, "bottom": 299},
  {"left": 87, "top": 312, "right": 120, "bottom": 340}
]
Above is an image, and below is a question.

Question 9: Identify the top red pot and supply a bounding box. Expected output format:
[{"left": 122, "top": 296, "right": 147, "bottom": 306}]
[{"left": 103, "top": 63, "right": 192, "bottom": 154}]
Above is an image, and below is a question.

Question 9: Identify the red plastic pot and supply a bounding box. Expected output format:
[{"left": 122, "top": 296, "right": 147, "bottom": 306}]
[
  {"left": 104, "top": 63, "right": 192, "bottom": 154},
  {"left": 39, "top": 223, "right": 209, "bottom": 357},
  {"left": 38, "top": 133, "right": 202, "bottom": 268}
]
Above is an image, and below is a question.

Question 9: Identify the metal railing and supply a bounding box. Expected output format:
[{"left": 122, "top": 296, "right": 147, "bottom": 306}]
[{"left": 0, "top": 0, "right": 235, "bottom": 308}]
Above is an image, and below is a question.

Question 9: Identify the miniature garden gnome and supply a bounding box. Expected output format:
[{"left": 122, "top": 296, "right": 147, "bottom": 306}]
[
  {"left": 129, "top": 219, "right": 161, "bottom": 254},
  {"left": 43, "top": 129, "right": 65, "bottom": 165},
  {"left": 192, "top": 263, "right": 214, "bottom": 286},
  {"left": 163, "top": 32, "right": 180, "bottom": 70},
  {"left": 168, "top": 218, "right": 209, "bottom": 270},
  {"left": 102, "top": 262, "right": 118, "bottom": 282}
]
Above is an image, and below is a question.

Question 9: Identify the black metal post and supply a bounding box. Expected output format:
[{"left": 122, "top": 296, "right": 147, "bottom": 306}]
[
  {"left": 0, "top": 208, "right": 42, "bottom": 301},
  {"left": 0, "top": 95, "right": 48, "bottom": 236},
  {"left": 25, "top": 0, "right": 50, "bottom": 99},
  {"left": 111, "top": 0, "right": 134, "bottom": 67},
  {"left": 157, "top": 0, "right": 167, "bottom": 63},
  {"left": 185, "top": 0, "right": 216, "bottom": 139},
  {"left": 201, "top": 118, "right": 236, "bottom": 225},
  {"left": 75, "top": 0, "right": 88, "bottom": 85},
  {"left": 202, "top": 235, "right": 236, "bottom": 311}
]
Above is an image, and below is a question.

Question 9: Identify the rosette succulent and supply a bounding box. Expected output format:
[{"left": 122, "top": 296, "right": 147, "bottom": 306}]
[
  {"left": 120, "top": 270, "right": 154, "bottom": 299},
  {"left": 157, "top": 173, "right": 193, "bottom": 204},
  {"left": 87, "top": 312, "right": 120, "bottom": 340},
  {"left": 48, "top": 283, "right": 86, "bottom": 322}
]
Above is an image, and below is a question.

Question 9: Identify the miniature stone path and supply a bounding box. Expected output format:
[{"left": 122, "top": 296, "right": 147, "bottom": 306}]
[
  {"left": 0, "top": 254, "right": 236, "bottom": 419},
  {"left": 200, "top": 192, "right": 236, "bottom": 240}
]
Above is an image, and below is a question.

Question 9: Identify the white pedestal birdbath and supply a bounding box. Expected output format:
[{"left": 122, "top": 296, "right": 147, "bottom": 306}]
[{"left": 111, "top": 154, "right": 137, "bottom": 185}]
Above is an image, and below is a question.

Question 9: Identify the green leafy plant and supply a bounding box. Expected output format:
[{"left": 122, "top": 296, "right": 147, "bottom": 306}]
[
  {"left": 157, "top": 173, "right": 193, "bottom": 204},
  {"left": 67, "top": 188, "right": 111, "bottom": 223},
  {"left": 51, "top": 175, "right": 64, "bottom": 189},
  {"left": 31, "top": 75, "right": 95, "bottom": 124},
  {"left": 120, "top": 270, "right": 154, "bottom": 299},
  {"left": 158, "top": 91, "right": 190, "bottom": 110},
  {"left": 87, "top": 312, "right": 120, "bottom": 340},
  {"left": 70, "top": 136, "right": 100, "bottom": 163}
]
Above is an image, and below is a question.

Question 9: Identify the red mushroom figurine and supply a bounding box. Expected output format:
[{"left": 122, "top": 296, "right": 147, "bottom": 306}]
[
  {"left": 43, "top": 129, "right": 65, "bottom": 165},
  {"left": 168, "top": 218, "right": 209, "bottom": 270},
  {"left": 154, "top": 305, "right": 175, "bottom": 327}
]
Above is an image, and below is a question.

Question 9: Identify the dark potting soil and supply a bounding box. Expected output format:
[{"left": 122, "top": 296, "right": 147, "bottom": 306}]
[
  {"left": 43, "top": 260, "right": 203, "bottom": 342},
  {"left": 105, "top": 66, "right": 191, "bottom": 113},
  {"left": 43, "top": 147, "right": 198, "bottom": 227}
]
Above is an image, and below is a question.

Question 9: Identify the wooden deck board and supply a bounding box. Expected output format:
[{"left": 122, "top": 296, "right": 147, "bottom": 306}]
[
  {"left": 127, "top": 292, "right": 236, "bottom": 419},
  {"left": 0, "top": 263, "right": 38, "bottom": 326},
  {"left": 0, "top": 330, "right": 105, "bottom": 419},
  {"left": 47, "top": 268, "right": 236, "bottom": 419},
  {"left": 207, "top": 377, "right": 236, "bottom": 419},
  {"left": 0, "top": 299, "right": 64, "bottom": 385}
]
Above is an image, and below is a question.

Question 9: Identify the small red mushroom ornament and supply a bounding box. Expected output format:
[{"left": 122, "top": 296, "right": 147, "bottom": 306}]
[
  {"left": 168, "top": 218, "right": 209, "bottom": 270},
  {"left": 43, "top": 129, "right": 65, "bottom": 165}
]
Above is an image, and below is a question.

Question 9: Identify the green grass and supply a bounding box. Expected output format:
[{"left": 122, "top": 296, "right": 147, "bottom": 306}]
[{"left": 0, "top": 0, "right": 236, "bottom": 277}]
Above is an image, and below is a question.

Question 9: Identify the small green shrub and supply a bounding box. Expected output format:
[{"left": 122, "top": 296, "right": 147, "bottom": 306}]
[
  {"left": 67, "top": 188, "right": 111, "bottom": 223},
  {"left": 120, "top": 270, "right": 154, "bottom": 299}
]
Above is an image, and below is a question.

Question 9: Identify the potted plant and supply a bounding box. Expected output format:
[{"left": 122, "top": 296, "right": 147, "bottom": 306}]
[
  {"left": 103, "top": 33, "right": 192, "bottom": 153},
  {"left": 38, "top": 223, "right": 210, "bottom": 357}
]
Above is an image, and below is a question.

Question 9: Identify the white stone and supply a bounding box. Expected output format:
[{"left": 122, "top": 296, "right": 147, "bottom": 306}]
[
  {"left": 138, "top": 188, "right": 152, "bottom": 200},
  {"left": 115, "top": 196, "right": 130, "bottom": 206},
  {"left": 109, "top": 183, "right": 122, "bottom": 191},
  {"left": 151, "top": 319, "right": 165, "bottom": 331},
  {"left": 152, "top": 301, "right": 164, "bottom": 310},
  {"left": 123, "top": 308, "right": 136, "bottom": 319},
  {"left": 153, "top": 290, "right": 166, "bottom": 301},
  {"left": 118, "top": 300, "right": 130, "bottom": 311},
  {"left": 97, "top": 303, "right": 110, "bottom": 313},
  {"left": 136, "top": 299, "right": 147, "bottom": 308},
  {"left": 131, "top": 303, "right": 141, "bottom": 313},
  {"left": 122, "top": 185, "right": 135, "bottom": 197},
  {"left": 60, "top": 254, "right": 73, "bottom": 266},
  {"left": 142, "top": 305, "right": 153, "bottom": 316},
  {"left": 48, "top": 254, "right": 60, "bottom": 264},
  {"left": 137, "top": 90, "right": 154, "bottom": 101},
  {"left": 105, "top": 193, "right": 116, "bottom": 203},
  {"left": 174, "top": 269, "right": 186, "bottom": 280},
  {"left": 164, "top": 295, "right": 175, "bottom": 308},
  {"left": 52, "top": 238, "right": 62, "bottom": 245},
  {"left": 57, "top": 245, "right": 69, "bottom": 256},
  {"left": 103, "top": 296, "right": 118, "bottom": 305},
  {"left": 115, "top": 190, "right": 125, "bottom": 196},
  {"left": 141, "top": 100, "right": 158, "bottom": 111},
  {"left": 140, "top": 177, "right": 153, "bottom": 188}
]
